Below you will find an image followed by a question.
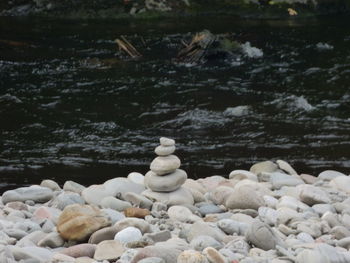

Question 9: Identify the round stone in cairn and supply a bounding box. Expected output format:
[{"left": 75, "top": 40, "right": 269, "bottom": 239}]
[
  {"left": 160, "top": 137, "right": 175, "bottom": 146},
  {"left": 155, "top": 145, "right": 176, "bottom": 156},
  {"left": 150, "top": 155, "right": 181, "bottom": 176},
  {"left": 145, "top": 169, "right": 187, "bottom": 192}
]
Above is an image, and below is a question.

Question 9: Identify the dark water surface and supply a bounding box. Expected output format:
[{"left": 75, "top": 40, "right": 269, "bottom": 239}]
[{"left": 1, "top": 16, "right": 350, "bottom": 191}]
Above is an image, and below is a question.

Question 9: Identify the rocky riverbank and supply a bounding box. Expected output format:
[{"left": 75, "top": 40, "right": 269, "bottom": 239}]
[
  {"left": 1, "top": 137, "right": 350, "bottom": 262},
  {"left": 1, "top": 0, "right": 350, "bottom": 18}
]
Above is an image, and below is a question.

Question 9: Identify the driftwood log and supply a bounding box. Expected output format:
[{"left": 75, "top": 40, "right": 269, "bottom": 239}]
[
  {"left": 115, "top": 36, "right": 142, "bottom": 58},
  {"left": 176, "top": 30, "right": 216, "bottom": 64}
]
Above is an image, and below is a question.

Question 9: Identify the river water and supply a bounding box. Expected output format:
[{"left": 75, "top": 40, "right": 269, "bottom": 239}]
[{"left": 1, "top": 16, "right": 350, "bottom": 191}]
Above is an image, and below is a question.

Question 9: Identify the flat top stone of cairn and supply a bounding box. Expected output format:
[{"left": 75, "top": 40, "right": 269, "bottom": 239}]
[{"left": 160, "top": 137, "right": 175, "bottom": 146}]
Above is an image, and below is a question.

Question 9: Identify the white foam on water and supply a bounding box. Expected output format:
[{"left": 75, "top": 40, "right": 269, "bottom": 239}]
[{"left": 241, "top": 42, "right": 264, "bottom": 58}]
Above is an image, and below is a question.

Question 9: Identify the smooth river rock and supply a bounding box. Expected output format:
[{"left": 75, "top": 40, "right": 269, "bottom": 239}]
[
  {"left": 245, "top": 219, "right": 284, "bottom": 251},
  {"left": 330, "top": 176, "right": 350, "bottom": 194},
  {"left": 160, "top": 137, "right": 175, "bottom": 146},
  {"left": 142, "top": 187, "right": 194, "bottom": 206},
  {"left": 114, "top": 227, "right": 142, "bottom": 244},
  {"left": 225, "top": 184, "right": 265, "bottom": 210},
  {"left": 150, "top": 155, "right": 181, "bottom": 176},
  {"left": 250, "top": 161, "right": 278, "bottom": 175},
  {"left": 94, "top": 240, "right": 125, "bottom": 261},
  {"left": 155, "top": 145, "right": 176, "bottom": 156},
  {"left": 297, "top": 184, "right": 331, "bottom": 205},
  {"left": 57, "top": 204, "right": 110, "bottom": 241},
  {"left": 145, "top": 169, "right": 187, "bottom": 192},
  {"left": 2, "top": 186, "right": 53, "bottom": 204},
  {"left": 229, "top": 170, "right": 258, "bottom": 181}
]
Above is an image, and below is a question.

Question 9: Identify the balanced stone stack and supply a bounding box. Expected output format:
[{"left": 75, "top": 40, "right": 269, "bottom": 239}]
[
  {"left": 145, "top": 137, "right": 186, "bottom": 192},
  {"left": 143, "top": 137, "right": 194, "bottom": 205}
]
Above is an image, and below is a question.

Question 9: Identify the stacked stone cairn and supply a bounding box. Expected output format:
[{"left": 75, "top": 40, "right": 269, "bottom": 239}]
[{"left": 144, "top": 137, "right": 187, "bottom": 195}]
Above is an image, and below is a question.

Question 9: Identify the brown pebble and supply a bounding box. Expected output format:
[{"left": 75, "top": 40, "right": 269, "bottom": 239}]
[{"left": 124, "top": 207, "right": 150, "bottom": 218}]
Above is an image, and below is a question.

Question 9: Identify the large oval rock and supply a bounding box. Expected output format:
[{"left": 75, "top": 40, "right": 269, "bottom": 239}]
[
  {"left": 57, "top": 204, "right": 110, "bottom": 241},
  {"left": 330, "top": 176, "right": 350, "bottom": 194},
  {"left": 150, "top": 155, "right": 181, "bottom": 176},
  {"left": 225, "top": 185, "right": 265, "bottom": 210},
  {"left": 2, "top": 186, "right": 53, "bottom": 204},
  {"left": 245, "top": 219, "right": 284, "bottom": 250},
  {"left": 155, "top": 145, "right": 176, "bottom": 156},
  {"left": 142, "top": 187, "right": 194, "bottom": 206},
  {"left": 229, "top": 170, "right": 258, "bottom": 181},
  {"left": 250, "top": 161, "right": 278, "bottom": 175},
  {"left": 168, "top": 205, "right": 201, "bottom": 223},
  {"left": 145, "top": 169, "right": 187, "bottom": 192},
  {"left": 297, "top": 184, "right": 331, "bottom": 205},
  {"left": 82, "top": 178, "right": 145, "bottom": 206}
]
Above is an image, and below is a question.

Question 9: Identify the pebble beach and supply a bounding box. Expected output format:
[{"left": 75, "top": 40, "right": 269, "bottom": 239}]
[{"left": 1, "top": 137, "right": 350, "bottom": 263}]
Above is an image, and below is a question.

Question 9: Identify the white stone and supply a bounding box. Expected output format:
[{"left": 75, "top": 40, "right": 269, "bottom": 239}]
[
  {"left": 37, "top": 232, "right": 64, "bottom": 248},
  {"left": 63, "top": 180, "right": 86, "bottom": 194},
  {"left": 94, "top": 240, "right": 125, "bottom": 261},
  {"left": 155, "top": 145, "right": 176, "bottom": 156},
  {"left": 160, "top": 137, "right": 175, "bottom": 146},
  {"left": 250, "top": 161, "right": 278, "bottom": 175},
  {"left": 276, "top": 160, "right": 298, "bottom": 175},
  {"left": 114, "top": 227, "right": 142, "bottom": 244},
  {"left": 270, "top": 172, "right": 304, "bottom": 189},
  {"left": 318, "top": 170, "right": 347, "bottom": 181},
  {"left": 40, "top": 180, "right": 61, "bottom": 191},
  {"left": 245, "top": 219, "right": 284, "bottom": 251},
  {"left": 217, "top": 219, "right": 248, "bottom": 235},
  {"left": 10, "top": 246, "right": 53, "bottom": 262},
  {"left": 127, "top": 172, "right": 145, "bottom": 185},
  {"left": 276, "top": 196, "right": 310, "bottom": 212},
  {"left": 187, "top": 222, "right": 226, "bottom": 243},
  {"left": 258, "top": 207, "right": 278, "bottom": 226},
  {"left": 225, "top": 185, "right": 265, "bottom": 210},
  {"left": 330, "top": 176, "right": 350, "bottom": 194},
  {"left": 168, "top": 206, "right": 201, "bottom": 223},
  {"left": 102, "top": 208, "right": 125, "bottom": 224},
  {"left": 190, "top": 235, "right": 223, "bottom": 251},
  {"left": 297, "top": 232, "right": 314, "bottom": 243},
  {"left": 277, "top": 207, "right": 303, "bottom": 225},
  {"left": 208, "top": 186, "right": 234, "bottom": 206},
  {"left": 145, "top": 169, "right": 187, "bottom": 192},
  {"left": 296, "top": 243, "right": 350, "bottom": 263},
  {"left": 100, "top": 196, "right": 132, "bottom": 211},
  {"left": 150, "top": 155, "right": 181, "bottom": 175},
  {"left": 229, "top": 170, "right": 258, "bottom": 181},
  {"left": 297, "top": 184, "right": 331, "bottom": 205},
  {"left": 2, "top": 186, "right": 53, "bottom": 204},
  {"left": 142, "top": 187, "right": 194, "bottom": 206}
]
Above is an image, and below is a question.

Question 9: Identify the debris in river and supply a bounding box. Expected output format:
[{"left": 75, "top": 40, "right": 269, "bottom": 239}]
[
  {"left": 115, "top": 36, "right": 142, "bottom": 58},
  {"left": 0, "top": 39, "right": 30, "bottom": 48},
  {"left": 175, "top": 29, "right": 258, "bottom": 64},
  {"left": 287, "top": 8, "right": 298, "bottom": 16},
  {"left": 176, "top": 30, "right": 216, "bottom": 64}
]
